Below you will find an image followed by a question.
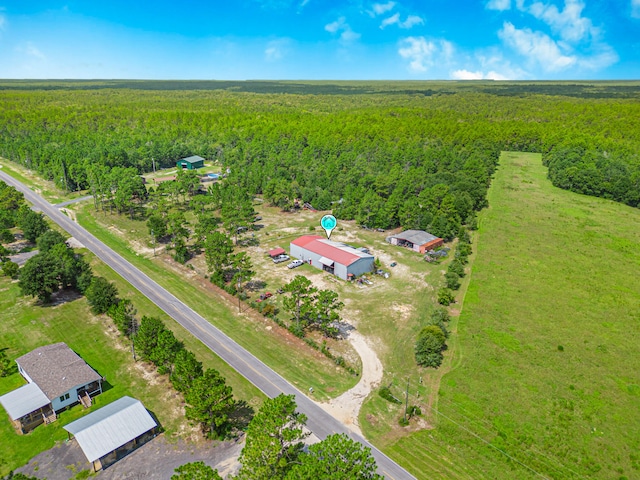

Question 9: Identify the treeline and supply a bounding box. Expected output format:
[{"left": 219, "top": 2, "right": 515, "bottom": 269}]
[{"left": 1, "top": 86, "right": 639, "bottom": 233}]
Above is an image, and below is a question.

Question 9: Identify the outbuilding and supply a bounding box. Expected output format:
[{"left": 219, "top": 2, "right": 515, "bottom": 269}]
[
  {"left": 268, "top": 247, "right": 286, "bottom": 258},
  {"left": 64, "top": 396, "right": 158, "bottom": 471},
  {"left": 0, "top": 343, "right": 103, "bottom": 434},
  {"left": 176, "top": 155, "right": 205, "bottom": 170},
  {"left": 386, "top": 230, "right": 444, "bottom": 254},
  {"left": 290, "top": 235, "right": 375, "bottom": 280}
]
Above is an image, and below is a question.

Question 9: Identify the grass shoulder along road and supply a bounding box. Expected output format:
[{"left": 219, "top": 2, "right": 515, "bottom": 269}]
[
  {"left": 383, "top": 151, "right": 640, "bottom": 480},
  {"left": 74, "top": 204, "right": 360, "bottom": 401}
]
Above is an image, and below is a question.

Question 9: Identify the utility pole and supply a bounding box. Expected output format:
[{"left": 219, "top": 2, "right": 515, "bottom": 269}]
[
  {"left": 152, "top": 157, "right": 156, "bottom": 174},
  {"left": 151, "top": 230, "right": 156, "bottom": 256},
  {"left": 404, "top": 377, "right": 410, "bottom": 423}
]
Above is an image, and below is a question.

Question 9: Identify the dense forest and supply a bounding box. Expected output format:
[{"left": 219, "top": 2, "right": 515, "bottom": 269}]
[{"left": 0, "top": 81, "right": 638, "bottom": 237}]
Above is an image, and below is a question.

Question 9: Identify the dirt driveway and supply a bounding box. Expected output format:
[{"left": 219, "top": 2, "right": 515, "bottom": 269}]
[{"left": 16, "top": 434, "right": 243, "bottom": 479}]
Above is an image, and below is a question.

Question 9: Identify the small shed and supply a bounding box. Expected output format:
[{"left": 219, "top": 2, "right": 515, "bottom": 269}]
[
  {"left": 386, "top": 230, "right": 443, "bottom": 254},
  {"left": 268, "top": 247, "right": 286, "bottom": 258},
  {"left": 64, "top": 396, "right": 158, "bottom": 471},
  {"left": 176, "top": 155, "right": 205, "bottom": 170}
]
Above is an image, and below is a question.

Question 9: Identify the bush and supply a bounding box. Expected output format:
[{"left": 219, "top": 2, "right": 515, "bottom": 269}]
[
  {"left": 415, "top": 325, "right": 447, "bottom": 368},
  {"left": 444, "top": 271, "right": 461, "bottom": 290},
  {"left": 2, "top": 260, "right": 19, "bottom": 279},
  {"left": 379, "top": 386, "right": 401, "bottom": 404},
  {"left": 447, "top": 260, "right": 465, "bottom": 277},
  {"left": 86, "top": 276, "right": 119, "bottom": 314},
  {"left": 438, "top": 288, "right": 455, "bottom": 306},
  {"left": 431, "top": 307, "right": 450, "bottom": 324},
  {"left": 0, "top": 229, "right": 14, "bottom": 244}
]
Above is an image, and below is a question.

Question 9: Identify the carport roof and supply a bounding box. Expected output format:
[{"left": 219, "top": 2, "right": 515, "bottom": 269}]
[
  {"left": 0, "top": 382, "right": 50, "bottom": 420},
  {"left": 64, "top": 396, "right": 157, "bottom": 463}
]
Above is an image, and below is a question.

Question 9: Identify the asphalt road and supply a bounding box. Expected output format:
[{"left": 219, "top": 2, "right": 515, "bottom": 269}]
[{"left": 0, "top": 170, "right": 416, "bottom": 480}]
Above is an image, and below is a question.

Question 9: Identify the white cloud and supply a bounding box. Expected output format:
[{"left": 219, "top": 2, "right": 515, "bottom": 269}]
[
  {"left": 325, "top": 17, "right": 360, "bottom": 42},
  {"left": 528, "top": 0, "right": 596, "bottom": 43},
  {"left": 380, "top": 13, "right": 400, "bottom": 28},
  {"left": 265, "top": 39, "right": 290, "bottom": 61},
  {"left": 400, "top": 15, "right": 424, "bottom": 28},
  {"left": 16, "top": 42, "right": 46, "bottom": 60},
  {"left": 380, "top": 13, "right": 423, "bottom": 29},
  {"left": 499, "top": 21, "right": 576, "bottom": 71},
  {"left": 372, "top": 2, "right": 396, "bottom": 15},
  {"left": 451, "top": 69, "right": 509, "bottom": 80},
  {"left": 486, "top": 0, "right": 511, "bottom": 10},
  {"left": 631, "top": 0, "right": 640, "bottom": 18},
  {"left": 0, "top": 12, "right": 6, "bottom": 30},
  {"left": 398, "top": 37, "right": 453, "bottom": 73}
]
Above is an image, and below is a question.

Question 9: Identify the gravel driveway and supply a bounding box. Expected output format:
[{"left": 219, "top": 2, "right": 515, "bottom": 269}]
[{"left": 16, "top": 434, "right": 243, "bottom": 480}]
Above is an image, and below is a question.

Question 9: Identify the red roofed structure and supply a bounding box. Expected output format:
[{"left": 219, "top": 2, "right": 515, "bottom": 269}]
[
  {"left": 290, "top": 235, "right": 374, "bottom": 280},
  {"left": 268, "top": 247, "right": 286, "bottom": 258}
]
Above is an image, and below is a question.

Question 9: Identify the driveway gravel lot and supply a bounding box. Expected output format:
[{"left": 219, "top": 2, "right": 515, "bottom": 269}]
[{"left": 16, "top": 435, "right": 243, "bottom": 479}]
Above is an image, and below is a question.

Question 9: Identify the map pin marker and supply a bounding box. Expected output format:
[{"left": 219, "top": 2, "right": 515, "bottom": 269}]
[{"left": 320, "top": 214, "right": 337, "bottom": 240}]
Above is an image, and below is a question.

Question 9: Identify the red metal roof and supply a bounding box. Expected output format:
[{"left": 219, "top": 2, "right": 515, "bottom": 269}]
[
  {"left": 291, "top": 235, "right": 366, "bottom": 266},
  {"left": 291, "top": 235, "right": 323, "bottom": 247},
  {"left": 268, "top": 247, "right": 286, "bottom": 257}
]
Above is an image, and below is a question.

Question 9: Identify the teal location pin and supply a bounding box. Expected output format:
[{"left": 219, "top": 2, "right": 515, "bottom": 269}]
[{"left": 320, "top": 214, "right": 337, "bottom": 240}]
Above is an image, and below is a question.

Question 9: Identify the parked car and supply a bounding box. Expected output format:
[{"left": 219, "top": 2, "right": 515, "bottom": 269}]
[
  {"left": 257, "top": 292, "right": 273, "bottom": 302},
  {"left": 272, "top": 254, "right": 290, "bottom": 264},
  {"left": 287, "top": 260, "right": 304, "bottom": 269}
]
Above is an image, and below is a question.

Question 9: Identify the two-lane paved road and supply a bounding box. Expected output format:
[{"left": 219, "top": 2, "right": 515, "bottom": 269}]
[{"left": 0, "top": 170, "right": 416, "bottom": 480}]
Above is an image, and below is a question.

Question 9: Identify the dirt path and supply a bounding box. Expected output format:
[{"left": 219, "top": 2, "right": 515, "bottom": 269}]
[{"left": 316, "top": 330, "right": 383, "bottom": 435}]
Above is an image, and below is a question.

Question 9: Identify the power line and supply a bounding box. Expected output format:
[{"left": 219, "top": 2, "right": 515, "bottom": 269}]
[
  {"left": 435, "top": 397, "right": 587, "bottom": 479},
  {"left": 433, "top": 405, "right": 551, "bottom": 480}
]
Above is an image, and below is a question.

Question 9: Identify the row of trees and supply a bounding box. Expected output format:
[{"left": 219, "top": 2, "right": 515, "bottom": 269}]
[{"left": 415, "top": 229, "right": 473, "bottom": 369}]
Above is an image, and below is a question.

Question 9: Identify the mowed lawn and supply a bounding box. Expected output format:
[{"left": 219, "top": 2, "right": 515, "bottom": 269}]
[
  {"left": 0, "top": 275, "right": 197, "bottom": 476},
  {"left": 385, "top": 152, "right": 640, "bottom": 480}
]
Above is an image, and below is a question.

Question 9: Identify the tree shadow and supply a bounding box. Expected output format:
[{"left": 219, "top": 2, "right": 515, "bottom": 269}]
[
  {"left": 42, "top": 288, "right": 83, "bottom": 308},
  {"left": 245, "top": 280, "right": 266, "bottom": 292},
  {"left": 0, "top": 347, "right": 18, "bottom": 376},
  {"left": 229, "top": 400, "right": 255, "bottom": 432}
]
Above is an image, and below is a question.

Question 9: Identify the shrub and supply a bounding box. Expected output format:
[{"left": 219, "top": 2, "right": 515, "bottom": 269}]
[
  {"left": 444, "top": 271, "right": 461, "bottom": 290},
  {"left": 2, "top": 260, "right": 19, "bottom": 279},
  {"left": 379, "top": 386, "right": 401, "bottom": 404},
  {"left": 431, "top": 307, "right": 450, "bottom": 324},
  {"left": 437, "top": 288, "right": 455, "bottom": 306},
  {"left": 447, "top": 260, "right": 465, "bottom": 277},
  {"left": 415, "top": 325, "right": 447, "bottom": 368}
]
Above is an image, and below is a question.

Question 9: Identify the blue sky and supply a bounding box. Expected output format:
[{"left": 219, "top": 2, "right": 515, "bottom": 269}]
[{"left": 0, "top": 0, "right": 638, "bottom": 80}]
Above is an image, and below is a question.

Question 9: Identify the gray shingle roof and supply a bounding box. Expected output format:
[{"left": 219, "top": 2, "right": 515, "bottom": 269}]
[
  {"left": 64, "top": 396, "right": 157, "bottom": 463},
  {"left": 387, "top": 230, "right": 441, "bottom": 246},
  {"left": 16, "top": 343, "right": 102, "bottom": 401}
]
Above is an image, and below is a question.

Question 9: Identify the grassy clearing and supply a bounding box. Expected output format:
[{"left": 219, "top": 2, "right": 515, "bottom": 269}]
[
  {"left": 383, "top": 152, "right": 640, "bottom": 479},
  {"left": 73, "top": 204, "right": 359, "bottom": 400}
]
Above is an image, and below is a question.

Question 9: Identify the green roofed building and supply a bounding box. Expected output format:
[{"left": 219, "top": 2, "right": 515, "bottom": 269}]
[{"left": 176, "top": 155, "right": 205, "bottom": 170}]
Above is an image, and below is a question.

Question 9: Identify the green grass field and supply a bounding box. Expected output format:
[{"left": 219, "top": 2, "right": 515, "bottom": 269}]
[{"left": 382, "top": 152, "right": 640, "bottom": 479}]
